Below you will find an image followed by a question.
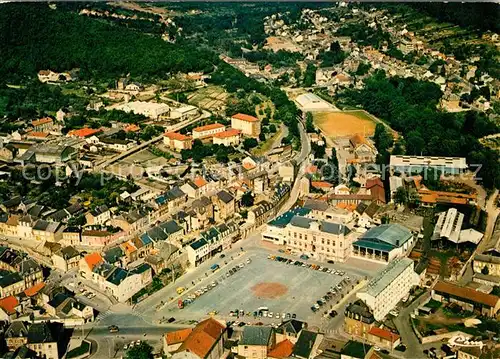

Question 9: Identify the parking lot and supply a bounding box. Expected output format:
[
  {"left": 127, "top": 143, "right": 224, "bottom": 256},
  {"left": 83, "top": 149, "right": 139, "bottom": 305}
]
[{"left": 162, "top": 252, "right": 359, "bottom": 325}]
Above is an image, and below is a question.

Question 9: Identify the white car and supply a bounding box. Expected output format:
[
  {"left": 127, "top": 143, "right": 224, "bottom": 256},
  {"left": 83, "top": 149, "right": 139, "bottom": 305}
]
[
  {"left": 281, "top": 313, "right": 286, "bottom": 319},
  {"left": 268, "top": 312, "right": 273, "bottom": 318},
  {"left": 275, "top": 313, "right": 280, "bottom": 319},
  {"left": 246, "top": 258, "right": 252, "bottom": 264},
  {"left": 239, "top": 263, "right": 245, "bottom": 268},
  {"left": 314, "top": 303, "right": 320, "bottom": 309}
]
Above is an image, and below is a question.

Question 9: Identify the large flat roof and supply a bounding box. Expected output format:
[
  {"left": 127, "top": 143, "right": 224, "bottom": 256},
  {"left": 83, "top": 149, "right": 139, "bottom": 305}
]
[
  {"left": 362, "top": 258, "right": 415, "bottom": 298},
  {"left": 360, "top": 224, "right": 413, "bottom": 248},
  {"left": 390, "top": 155, "right": 467, "bottom": 169}
]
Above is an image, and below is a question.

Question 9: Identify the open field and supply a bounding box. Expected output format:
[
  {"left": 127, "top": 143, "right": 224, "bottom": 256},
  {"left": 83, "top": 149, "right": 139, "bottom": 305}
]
[
  {"left": 313, "top": 110, "right": 377, "bottom": 138},
  {"left": 162, "top": 253, "right": 358, "bottom": 324},
  {"left": 187, "top": 86, "right": 229, "bottom": 112}
]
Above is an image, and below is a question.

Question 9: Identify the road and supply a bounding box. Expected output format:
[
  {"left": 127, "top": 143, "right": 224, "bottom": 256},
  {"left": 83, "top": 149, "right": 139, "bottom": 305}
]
[
  {"left": 459, "top": 189, "right": 499, "bottom": 284},
  {"left": 393, "top": 293, "right": 430, "bottom": 359}
]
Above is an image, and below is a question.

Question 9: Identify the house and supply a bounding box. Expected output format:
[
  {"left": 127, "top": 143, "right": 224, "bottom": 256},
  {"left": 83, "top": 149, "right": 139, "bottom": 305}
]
[
  {"left": 212, "top": 129, "right": 241, "bottom": 146},
  {"left": 292, "top": 330, "right": 324, "bottom": 359},
  {"left": 67, "top": 127, "right": 102, "bottom": 138},
  {"left": 279, "top": 161, "right": 296, "bottom": 182},
  {"left": 0, "top": 296, "right": 20, "bottom": 322},
  {"left": 276, "top": 320, "right": 306, "bottom": 343},
  {"left": 350, "top": 134, "right": 377, "bottom": 163},
  {"left": 32, "top": 220, "right": 63, "bottom": 242},
  {"left": 61, "top": 227, "right": 81, "bottom": 246},
  {"left": 192, "top": 123, "right": 226, "bottom": 140},
  {"left": 26, "top": 322, "right": 61, "bottom": 359},
  {"left": 163, "top": 328, "right": 193, "bottom": 354},
  {"left": 357, "top": 258, "right": 420, "bottom": 321},
  {"left": 247, "top": 201, "right": 275, "bottom": 227},
  {"left": 367, "top": 327, "right": 400, "bottom": 350},
  {"left": 311, "top": 181, "right": 333, "bottom": 192},
  {"left": 268, "top": 339, "right": 295, "bottom": 359},
  {"left": 340, "top": 340, "right": 373, "bottom": 359},
  {"left": 344, "top": 300, "right": 375, "bottom": 339},
  {"left": 180, "top": 181, "right": 200, "bottom": 199},
  {"left": 366, "top": 178, "right": 386, "bottom": 204},
  {"left": 163, "top": 187, "right": 187, "bottom": 212},
  {"left": 334, "top": 184, "right": 351, "bottom": 195},
  {"left": 231, "top": 113, "right": 261, "bottom": 137},
  {"left": 212, "top": 190, "right": 235, "bottom": 222},
  {"left": 5, "top": 321, "right": 29, "bottom": 350},
  {"left": 52, "top": 246, "right": 81, "bottom": 272},
  {"left": 78, "top": 252, "right": 104, "bottom": 279},
  {"left": 31, "top": 118, "right": 54, "bottom": 132},
  {"left": 473, "top": 254, "right": 500, "bottom": 278},
  {"left": 238, "top": 326, "right": 276, "bottom": 359},
  {"left": 163, "top": 132, "right": 192, "bottom": 152},
  {"left": 85, "top": 205, "right": 110, "bottom": 226},
  {"left": 268, "top": 145, "right": 292, "bottom": 163},
  {"left": 356, "top": 201, "right": 382, "bottom": 228},
  {"left": 431, "top": 280, "right": 500, "bottom": 317},
  {"left": 170, "top": 318, "right": 227, "bottom": 359},
  {"left": 110, "top": 209, "right": 149, "bottom": 234},
  {"left": 81, "top": 230, "right": 116, "bottom": 247},
  {"left": 99, "top": 137, "right": 135, "bottom": 152}
]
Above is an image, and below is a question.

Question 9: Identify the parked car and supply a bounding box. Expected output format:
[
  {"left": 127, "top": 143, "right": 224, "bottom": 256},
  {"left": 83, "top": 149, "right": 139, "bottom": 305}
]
[
  {"left": 292, "top": 313, "right": 297, "bottom": 319},
  {"left": 300, "top": 254, "right": 309, "bottom": 260},
  {"left": 327, "top": 260, "right": 334, "bottom": 264},
  {"left": 167, "top": 317, "right": 176, "bottom": 323},
  {"left": 108, "top": 325, "right": 119, "bottom": 333}
]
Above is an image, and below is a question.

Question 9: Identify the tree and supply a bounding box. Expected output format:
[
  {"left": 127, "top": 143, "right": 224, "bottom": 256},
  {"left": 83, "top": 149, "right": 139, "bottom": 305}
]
[
  {"left": 303, "top": 63, "right": 317, "bottom": 87},
  {"left": 259, "top": 133, "right": 266, "bottom": 141},
  {"left": 269, "top": 124, "right": 277, "bottom": 133},
  {"left": 394, "top": 187, "right": 408, "bottom": 205},
  {"left": 482, "top": 265, "right": 489, "bottom": 275},
  {"left": 243, "top": 138, "right": 258, "bottom": 151},
  {"left": 126, "top": 342, "right": 153, "bottom": 359},
  {"left": 241, "top": 191, "right": 254, "bottom": 207},
  {"left": 305, "top": 112, "right": 315, "bottom": 132}
]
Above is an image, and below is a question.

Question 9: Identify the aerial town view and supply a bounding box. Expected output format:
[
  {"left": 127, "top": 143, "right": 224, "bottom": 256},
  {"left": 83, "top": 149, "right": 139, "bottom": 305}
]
[{"left": 0, "top": 1, "right": 499, "bottom": 359}]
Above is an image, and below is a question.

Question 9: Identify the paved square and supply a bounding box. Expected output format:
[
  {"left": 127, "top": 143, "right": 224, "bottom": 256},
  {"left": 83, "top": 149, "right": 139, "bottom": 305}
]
[{"left": 166, "top": 253, "right": 356, "bottom": 323}]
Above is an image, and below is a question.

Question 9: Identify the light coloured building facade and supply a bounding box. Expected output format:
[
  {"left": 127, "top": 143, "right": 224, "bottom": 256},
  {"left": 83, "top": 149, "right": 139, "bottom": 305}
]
[
  {"left": 389, "top": 155, "right": 467, "bottom": 174},
  {"left": 473, "top": 254, "right": 500, "bottom": 277},
  {"left": 357, "top": 258, "right": 419, "bottom": 321},
  {"left": 163, "top": 132, "right": 192, "bottom": 151},
  {"left": 285, "top": 215, "right": 351, "bottom": 262},
  {"left": 192, "top": 123, "right": 225, "bottom": 139},
  {"left": 231, "top": 113, "right": 261, "bottom": 137},
  {"left": 212, "top": 129, "right": 241, "bottom": 146}
]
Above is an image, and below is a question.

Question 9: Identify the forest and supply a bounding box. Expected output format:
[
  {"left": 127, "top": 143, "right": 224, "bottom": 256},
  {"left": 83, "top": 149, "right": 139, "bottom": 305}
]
[
  {"left": 338, "top": 71, "right": 500, "bottom": 189},
  {"left": 0, "top": 3, "right": 217, "bottom": 83}
]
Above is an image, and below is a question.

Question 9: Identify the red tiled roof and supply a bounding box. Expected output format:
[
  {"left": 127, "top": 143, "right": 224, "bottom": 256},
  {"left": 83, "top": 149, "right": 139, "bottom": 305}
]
[
  {"left": 433, "top": 281, "right": 500, "bottom": 308},
  {"left": 213, "top": 129, "right": 241, "bottom": 139},
  {"left": 68, "top": 128, "right": 101, "bottom": 138},
  {"left": 176, "top": 318, "right": 225, "bottom": 358},
  {"left": 194, "top": 176, "right": 208, "bottom": 188},
  {"left": 232, "top": 113, "right": 259, "bottom": 123},
  {"left": 164, "top": 132, "right": 191, "bottom": 141},
  {"left": 125, "top": 124, "right": 140, "bottom": 132},
  {"left": 311, "top": 181, "right": 333, "bottom": 188},
  {"left": 166, "top": 328, "right": 193, "bottom": 345},
  {"left": 32, "top": 117, "right": 53, "bottom": 127},
  {"left": 84, "top": 252, "right": 103, "bottom": 272},
  {"left": 0, "top": 296, "right": 19, "bottom": 315},
  {"left": 368, "top": 327, "right": 400, "bottom": 342},
  {"left": 24, "top": 282, "right": 46, "bottom": 297},
  {"left": 193, "top": 123, "right": 225, "bottom": 133},
  {"left": 268, "top": 339, "right": 294, "bottom": 358},
  {"left": 367, "top": 178, "right": 386, "bottom": 204},
  {"left": 28, "top": 131, "right": 50, "bottom": 138}
]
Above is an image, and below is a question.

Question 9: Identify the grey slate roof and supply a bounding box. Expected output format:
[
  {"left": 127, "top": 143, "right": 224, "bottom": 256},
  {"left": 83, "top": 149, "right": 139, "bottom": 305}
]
[
  {"left": 293, "top": 330, "right": 319, "bottom": 358},
  {"left": 289, "top": 215, "right": 347, "bottom": 235},
  {"left": 239, "top": 326, "right": 273, "bottom": 346},
  {"left": 216, "top": 190, "right": 234, "bottom": 204},
  {"left": 27, "top": 322, "right": 58, "bottom": 344}
]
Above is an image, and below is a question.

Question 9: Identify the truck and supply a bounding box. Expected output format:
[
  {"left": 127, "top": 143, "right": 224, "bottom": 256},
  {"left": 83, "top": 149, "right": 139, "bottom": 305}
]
[{"left": 210, "top": 264, "right": 220, "bottom": 272}]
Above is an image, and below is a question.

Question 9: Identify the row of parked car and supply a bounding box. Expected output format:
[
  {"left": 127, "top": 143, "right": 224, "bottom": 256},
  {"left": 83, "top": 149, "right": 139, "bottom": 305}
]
[
  {"left": 268, "top": 255, "right": 349, "bottom": 279},
  {"left": 179, "top": 259, "right": 252, "bottom": 308},
  {"left": 311, "top": 277, "right": 352, "bottom": 318}
]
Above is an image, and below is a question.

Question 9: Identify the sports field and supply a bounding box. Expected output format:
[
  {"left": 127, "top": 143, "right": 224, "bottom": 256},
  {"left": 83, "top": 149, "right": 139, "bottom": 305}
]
[{"left": 313, "top": 110, "right": 377, "bottom": 138}]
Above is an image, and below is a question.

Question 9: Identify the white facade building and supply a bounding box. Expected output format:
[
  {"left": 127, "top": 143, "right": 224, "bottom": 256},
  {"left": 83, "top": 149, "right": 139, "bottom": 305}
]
[{"left": 357, "top": 258, "right": 419, "bottom": 321}]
